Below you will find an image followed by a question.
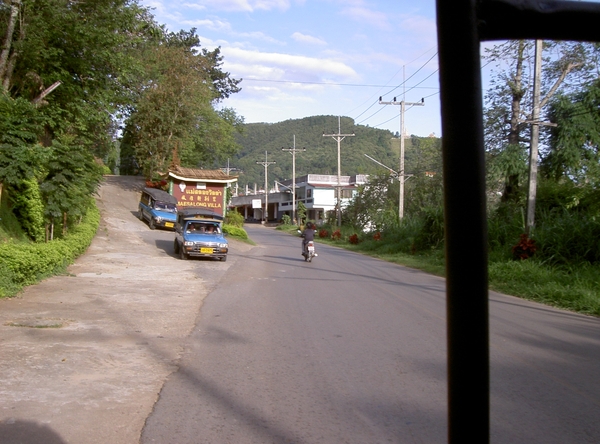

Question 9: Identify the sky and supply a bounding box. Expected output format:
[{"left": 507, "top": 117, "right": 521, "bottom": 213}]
[{"left": 139, "top": 0, "right": 442, "bottom": 137}]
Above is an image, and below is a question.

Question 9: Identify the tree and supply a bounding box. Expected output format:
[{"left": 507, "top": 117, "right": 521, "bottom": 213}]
[
  {"left": 0, "top": 1, "right": 158, "bottom": 239},
  {"left": 0, "top": 94, "right": 48, "bottom": 185},
  {"left": 544, "top": 79, "right": 600, "bottom": 186},
  {"left": 483, "top": 40, "right": 595, "bottom": 203},
  {"left": 343, "top": 173, "right": 399, "bottom": 232},
  {"left": 163, "top": 29, "right": 242, "bottom": 101},
  {"left": 40, "top": 139, "right": 103, "bottom": 238},
  {"left": 0, "top": 0, "right": 157, "bottom": 157},
  {"left": 122, "top": 29, "right": 243, "bottom": 178}
]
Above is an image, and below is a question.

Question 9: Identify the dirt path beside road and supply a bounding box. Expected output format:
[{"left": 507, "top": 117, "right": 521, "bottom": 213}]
[{"left": 0, "top": 176, "right": 250, "bottom": 443}]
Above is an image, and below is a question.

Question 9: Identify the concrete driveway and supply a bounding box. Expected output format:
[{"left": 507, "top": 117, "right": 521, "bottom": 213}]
[{"left": 0, "top": 175, "right": 252, "bottom": 444}]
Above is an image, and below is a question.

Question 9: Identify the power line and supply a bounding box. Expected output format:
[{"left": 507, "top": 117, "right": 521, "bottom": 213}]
[
  {"left": 380, "top": 52, "right": 438, "bottom": 98},
  {"left": 241, "top": 78, "right": 438, "bottom": 89},
  {"left": 351, "top": 52, "right": 438, "bottom": 127},
  {"left": 371, "top": 91, "right": 439, "bottom": 129}
]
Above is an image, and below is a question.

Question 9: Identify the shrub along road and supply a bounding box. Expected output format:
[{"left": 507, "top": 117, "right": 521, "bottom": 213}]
[{"left": 0, "top": 176, "right": 251, "bottom": 443}]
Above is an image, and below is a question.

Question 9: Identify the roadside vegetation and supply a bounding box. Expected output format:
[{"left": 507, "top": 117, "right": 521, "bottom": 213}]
[
  {"left": 0, "top": 2, "right": 243, "bottom": 297},
  {"left": 224, "top": 211, "right": 253, "bottom": 244},
  {"left": 1, "top": 5, "right": 599, "bottom": 318},
  {"left": 0, "top": 196, "right": 100, "bottom": 298},
  {"left": 279, "top": 207, "right": 600, "bottom": 317},
  {"left": 278, "top": 41, "right": 600, "bottom": 318}
]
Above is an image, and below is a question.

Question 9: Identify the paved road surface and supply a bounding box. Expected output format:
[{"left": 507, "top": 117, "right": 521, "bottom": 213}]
[
  {"left": 1, "top": 177, "right": 599, "bottom": 443},
  {"left": 141, "top": 225, "right": 600, "bottom": 443}
]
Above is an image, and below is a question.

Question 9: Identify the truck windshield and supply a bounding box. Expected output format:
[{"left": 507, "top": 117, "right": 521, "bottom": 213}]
[{"left": 155, "top": 202, "right": 177, "bottom": 212}]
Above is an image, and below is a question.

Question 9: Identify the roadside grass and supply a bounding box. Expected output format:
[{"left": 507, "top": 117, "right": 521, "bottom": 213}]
[
  {"left": 275, "top": 224, "right": 600, "bottom": 317},
  {"left": 223, "top": 224, "right": 255, "bottom": 245},
  {"left": 488, "top": 260, "right": 600, "bottom": 316}
]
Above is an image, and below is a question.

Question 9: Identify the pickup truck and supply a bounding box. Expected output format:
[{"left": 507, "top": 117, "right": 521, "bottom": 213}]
[
  {"left": 138, "top": 187, "right": 178, "bottom": 230},
  {"left": 173, "top": 208, "right": 228, "bottom": 261}
]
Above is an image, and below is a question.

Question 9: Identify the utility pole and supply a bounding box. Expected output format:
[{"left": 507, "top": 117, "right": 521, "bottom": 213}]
[
  {"left": 221, "top": 158, "right": 239, "bottom": 176},
  {"left": 282, "top": 135, "right": 306, "bottom": 224},
  {"left": 523, "top": 40, "right": 556, "bottom": 235},
  {"left": 256, "top": 151, "right": 275, "bottom": 223},
  {"left": 379, "top": 90, "right": 424, "bottom": 220},
  {"left": 323, "top": 116, "right": 354, "bottom": 226}
]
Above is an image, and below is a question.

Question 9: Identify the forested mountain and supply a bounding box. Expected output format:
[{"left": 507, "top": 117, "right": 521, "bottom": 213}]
[{"left": 231, "top": 116, "right": 441, "bottom": 189}]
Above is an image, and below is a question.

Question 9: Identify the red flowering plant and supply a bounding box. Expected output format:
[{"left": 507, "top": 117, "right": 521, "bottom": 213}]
[
  {"left": 512, "top": 233, "right": 537, "bottom": 260},
  {"left": 349, "top": 233, "right": 360, "bottom": 244},
  {"left": 319, "top": 229, "right": 329, "bottom": 238},
  {"left": 373, "top": 231, "right": 381, "bottom": 241},
  {"left": 331, "top": 229, "right": 341, "bottom": 240},
  {"left": 145, "top": 179, "right": 168, "bottom": 190}
]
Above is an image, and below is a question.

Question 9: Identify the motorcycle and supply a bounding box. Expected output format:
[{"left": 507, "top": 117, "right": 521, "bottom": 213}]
[
  {"left": 298, "top": 229, "right": 317, "bottom": 262},
  {"left": 303, "top": 240, "right": 316, "bottom": 262}
]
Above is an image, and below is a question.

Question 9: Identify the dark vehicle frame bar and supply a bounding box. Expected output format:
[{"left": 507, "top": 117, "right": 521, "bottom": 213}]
[{"left": 435, "top": 1, "right": 600, "bottom": 442}]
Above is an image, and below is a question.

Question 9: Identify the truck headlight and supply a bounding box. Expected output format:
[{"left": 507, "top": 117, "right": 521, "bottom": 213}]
[{"left": 184, "top": 241, "right": 194, "bottom": 246}]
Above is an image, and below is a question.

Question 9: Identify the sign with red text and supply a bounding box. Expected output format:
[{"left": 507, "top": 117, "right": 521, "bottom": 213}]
[{"left": 172, "top": 181, "right": 225, "bottom": 216}]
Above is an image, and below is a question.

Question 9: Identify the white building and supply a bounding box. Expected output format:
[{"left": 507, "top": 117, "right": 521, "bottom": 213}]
[{"left": 230, "top": 174, "right": 368, "bottom": 224}]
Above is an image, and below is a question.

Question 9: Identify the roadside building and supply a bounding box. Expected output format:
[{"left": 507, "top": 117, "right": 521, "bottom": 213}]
[{"left": 230, "top": 174, "right": 367, "bottom": 224}]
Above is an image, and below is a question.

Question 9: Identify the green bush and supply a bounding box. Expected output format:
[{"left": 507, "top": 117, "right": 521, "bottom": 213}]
[
  {"left": 7, "top": 177, "right": 45, "bottom": 242},
  {"left": 411, "top": 206, "right": 445, "bottom": 251},
  {"left": 534, "top": 210, "right": 600, "bottom": 264},
  {"left": 225, "top": 211, "right": 244, "bottom": 227},
  {"left": 0, "top": 200, "right": 29, "bottom": 243},
  {"left": 0, "top": 201, "right": 99, "bottom": 298},
  {"left": 223, "top": 224, "right": 248, "bottom": 240}
]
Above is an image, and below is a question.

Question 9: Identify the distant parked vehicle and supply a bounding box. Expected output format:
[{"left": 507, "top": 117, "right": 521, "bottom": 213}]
[
  {"left": 138, "top": 187, "right": 178, "bottom": 230},
  {"left": 173, "top": 208, "right": 228, "bottom": 261}
]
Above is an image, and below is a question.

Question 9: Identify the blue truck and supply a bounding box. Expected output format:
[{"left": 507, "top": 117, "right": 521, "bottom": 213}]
[
  {"left": 173, "top": 208, "right": 228, "bottom": 261},
  {"left": 138, "top": 187, "right": 178, "bottom": 230}
]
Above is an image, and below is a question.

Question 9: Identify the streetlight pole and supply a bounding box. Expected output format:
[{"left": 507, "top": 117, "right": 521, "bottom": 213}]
[
  {"left": 256, "top": 151, "right": 275, "bottom": 223},
  {"left": 323, "top": 116, "right": 354, "bottom": 226},
  {"left": 282, "top": 135, "right": 305, "bottom": 224}
]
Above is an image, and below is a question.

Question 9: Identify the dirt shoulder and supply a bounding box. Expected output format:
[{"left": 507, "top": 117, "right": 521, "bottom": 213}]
[{"left": 0, "top": 175, "right": 251, "bottom": 444}]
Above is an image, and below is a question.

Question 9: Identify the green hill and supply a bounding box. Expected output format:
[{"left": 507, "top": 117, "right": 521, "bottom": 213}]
[{"left": 231, "top": 115, "right": 441, "bottom": 189}]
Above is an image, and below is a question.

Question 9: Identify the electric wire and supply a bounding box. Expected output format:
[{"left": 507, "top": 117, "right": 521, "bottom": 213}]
[
  {"left": 346, "top": 46, "right": 438, "bottom": 117},
  {"left": 352, "top": 51, "right": 439, "bottom": 129}
]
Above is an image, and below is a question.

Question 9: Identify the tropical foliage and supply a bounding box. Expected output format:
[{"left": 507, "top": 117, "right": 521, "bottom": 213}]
[
  {"left": 0, "top": 1, "right": 243, "bottom": 242},
  {"left": 232, "top": 115, "right": 439, "bottom": 190}
]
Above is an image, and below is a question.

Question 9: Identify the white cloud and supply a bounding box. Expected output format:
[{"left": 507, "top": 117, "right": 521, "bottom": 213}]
[
  {"left": 291, "top": 32, "right": 327, "bottom": 46},
  {"left": 341, "top": 6, "right": 391, "bottom": 29},
  {"left": 183, "top": 0, "right": 291, "bottom": 12},
  {"left": 181, "top": 2, "right": 207, "bottom": 11},
  {"left": 223, "top": 48, "right": 358, "bottom": 81},
  {"left": 180, "top": 17, "right": 232, "bottom": 32},
  {"left": 237, "top": 31, "right": 285, "bottom": 44}
]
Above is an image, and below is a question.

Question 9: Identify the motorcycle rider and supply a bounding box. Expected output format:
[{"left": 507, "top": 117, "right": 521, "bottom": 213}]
[{"left": 301, "top": 221, "right": 316, "bottom": 256}]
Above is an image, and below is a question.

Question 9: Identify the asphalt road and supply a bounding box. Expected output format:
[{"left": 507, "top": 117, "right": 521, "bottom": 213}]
[
  {"left": 141, "top": 225, "right": 600, "bottom": 444},
  {"left": 2, "top": 177, "right": 599, "bottom": 443}
]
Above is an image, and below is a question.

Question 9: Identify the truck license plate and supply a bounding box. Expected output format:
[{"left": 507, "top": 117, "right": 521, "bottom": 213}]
[{"left": 200, "top": 247, "right": 213, "bottom": 254}]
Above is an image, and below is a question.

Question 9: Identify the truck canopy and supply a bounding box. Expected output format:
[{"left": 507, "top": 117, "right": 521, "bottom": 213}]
[
  {"left": 177, "top": 208, "right": 224, "bottom": 225},
  {"left": 143, "top": 187, "right": 178, "bottom": 206}
]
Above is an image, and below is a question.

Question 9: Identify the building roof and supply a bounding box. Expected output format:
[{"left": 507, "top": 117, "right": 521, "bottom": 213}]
[
  {"left": 167, "top": 166, "right": 238, "bottom": 184},
  {"left": 281, "top": 174, "right": 368, "bottom": 188}
]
